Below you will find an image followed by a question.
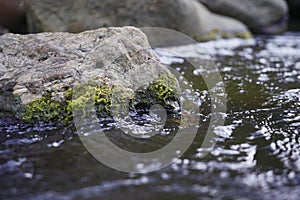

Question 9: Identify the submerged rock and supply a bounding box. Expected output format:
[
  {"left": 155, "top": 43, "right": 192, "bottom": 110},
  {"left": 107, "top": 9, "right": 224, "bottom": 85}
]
[
  {"left": 200, "top": 0, "right": 289, "bottom": 34},
  {"left": 25, "top": 0, "right": 251, "bottom": 41},
  {"left": 0, "top": 27, "right": 178, "bottom": 122}
]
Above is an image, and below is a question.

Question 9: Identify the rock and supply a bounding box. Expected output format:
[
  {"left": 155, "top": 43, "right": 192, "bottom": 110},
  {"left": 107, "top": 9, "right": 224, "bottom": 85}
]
[
  {"left": 0, "top": 27, "right": 178, "bottom": 122},
  {"left": 199, "top": 0, "right": 289, "bottom": 34},
  {"left": 25, "top": 0, "right": 251, "bottom": 41}
]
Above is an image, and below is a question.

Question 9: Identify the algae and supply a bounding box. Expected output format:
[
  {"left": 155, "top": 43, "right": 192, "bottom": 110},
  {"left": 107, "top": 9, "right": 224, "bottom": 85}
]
[
  {"left": 20, "top": 74, "right": 179, "bottom": 123},
  {"left": 194, "top": 30, "right": 252, "bottom": 41},
  {"left": 21, "top": 93, "right": 66, "bottom": 122}
]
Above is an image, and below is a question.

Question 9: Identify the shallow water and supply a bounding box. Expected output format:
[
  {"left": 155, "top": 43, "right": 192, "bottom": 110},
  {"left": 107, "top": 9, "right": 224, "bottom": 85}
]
[{"left": 1, "top": 33, "right": 300, "bottom": 199}]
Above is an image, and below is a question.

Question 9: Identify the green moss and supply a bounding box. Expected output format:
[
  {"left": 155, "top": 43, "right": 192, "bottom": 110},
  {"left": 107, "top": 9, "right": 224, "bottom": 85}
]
[
  {"left": 66, "top": 84, "right": 112, "bottom": 122},
  {"left": 194, "top": 30, "right": 218, "bottom": 42},
  {"left": 21, "top": 83, "right": 113, "bottom": 123},
  {"left": 222, "top": 32, "right": 235, "bottom": 39},
  {"left": 20, "top": 74, "right": 179, "bottom": 123},
  {"left": 235, "top": 32, "right": 252, "bottom": 39},
  {"left": 149, "top": 74, "right": 178, "bottom": 104},
  {"left": 134, "top": 74, "right": 178, "bottom": 110},
  {"left": 21, "top": 93, "right": 66, "bottom": 122},
  {"left": 194, "top": 30, "right": 252, "bottom": 42}
]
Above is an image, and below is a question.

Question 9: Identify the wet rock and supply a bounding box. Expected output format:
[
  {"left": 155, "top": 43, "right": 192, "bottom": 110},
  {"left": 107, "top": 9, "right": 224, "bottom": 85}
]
[
  {"left": 200, "top": 0, "right": 289, "bottom": 34},
  {"left": 25, "top": 0, "right": 250, "bottom": 41},
  {"left": 0, "top": 27, "right": 178, "bottom": 122}
]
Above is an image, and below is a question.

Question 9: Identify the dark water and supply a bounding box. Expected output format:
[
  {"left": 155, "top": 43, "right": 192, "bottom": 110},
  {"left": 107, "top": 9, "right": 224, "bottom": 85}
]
[{"left": 1, "top": 33, "right": 300, "bottom": 199}]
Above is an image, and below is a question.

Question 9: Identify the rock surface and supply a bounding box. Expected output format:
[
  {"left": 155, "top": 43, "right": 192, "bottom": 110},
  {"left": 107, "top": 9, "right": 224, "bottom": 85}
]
[
  {"left": 0, "top": 26, "right": 178, "bottom": 122},
  {"left": 25, "top": 0, "right": 250, "bottom": 41},
  {"left": 200, "top": 0, "right": 289, "bottom": 34}
]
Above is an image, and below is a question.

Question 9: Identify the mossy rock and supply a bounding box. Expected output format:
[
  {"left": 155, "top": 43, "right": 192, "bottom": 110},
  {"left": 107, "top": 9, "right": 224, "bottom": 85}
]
[
  {"left": 19, "top": 74, "right": 179, "bottom": 124},
  {"left": 0, "top": 27, "right": 179, "bottom": 124}
]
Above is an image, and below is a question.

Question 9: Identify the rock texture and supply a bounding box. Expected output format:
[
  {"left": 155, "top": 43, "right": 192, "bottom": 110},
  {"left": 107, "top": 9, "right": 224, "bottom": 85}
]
[
  {"left": 200, "top": 0, "right": 289, "bottom": 34},
  {"left": 0, "top": 27, "right": 178, "bottom": 122},
  {"left": 25, "top": 0, "right": 250, "bottom": 41}
]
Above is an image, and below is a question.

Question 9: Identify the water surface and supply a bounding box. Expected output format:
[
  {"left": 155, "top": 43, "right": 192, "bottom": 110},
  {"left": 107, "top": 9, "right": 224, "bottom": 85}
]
[{"left": 1, "top": 33, "right": 300, "bottom": 199}]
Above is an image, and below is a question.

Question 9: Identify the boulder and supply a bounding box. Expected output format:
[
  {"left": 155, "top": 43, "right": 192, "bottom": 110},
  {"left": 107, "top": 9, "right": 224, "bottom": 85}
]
[
  {"left": 0, "top": 27, "right": 178, "bottom": 122},
  {"left": 25, "top": 0, "right": 251, "bottom": 41},
  {"left": 199, "top": 0, "right": 289, "bottom": 34}
]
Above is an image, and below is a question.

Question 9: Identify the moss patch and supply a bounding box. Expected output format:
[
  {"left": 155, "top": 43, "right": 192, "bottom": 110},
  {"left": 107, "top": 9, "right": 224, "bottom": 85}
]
[
  {"left": 21, "top": 84, "right": 113, "bottom": 123},
  {"left": 65, "top": 84, "right": 113, "bottom": 122},
  {"left": 133, "top": 74, "right": 178, "bottom": 111},
  {"left": 148, "top": 74, "right": 178, "bottom": 104},
  {"left": 20, "top": 74, "right": 179, "bottom": 123},
  {"left": 21, "top": 93, "right": 66, "bottom": 122},
  {"left": 194, "top": 30, "right": 252, "bottom": 42}
]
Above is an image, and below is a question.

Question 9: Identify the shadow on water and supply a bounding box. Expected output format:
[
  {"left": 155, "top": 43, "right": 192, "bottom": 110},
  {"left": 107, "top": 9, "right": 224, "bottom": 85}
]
[{"left": 1, "top": 33, "right": 300, "bottom": 199}]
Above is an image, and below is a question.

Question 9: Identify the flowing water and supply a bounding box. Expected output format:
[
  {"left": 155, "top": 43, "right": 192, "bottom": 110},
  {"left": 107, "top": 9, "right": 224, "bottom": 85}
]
[{"left": 1, "top": 33, "right": 300, "bottom": 199}]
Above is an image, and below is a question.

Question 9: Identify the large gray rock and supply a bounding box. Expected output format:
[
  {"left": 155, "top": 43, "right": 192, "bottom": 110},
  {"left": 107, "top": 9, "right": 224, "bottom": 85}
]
[
  {"left": 0, "top": 27, "right": 178, "bottom": 122},
  {"left": 199, "top": 0, "right": 289, "bottom": 34},
  {"left": 25, "top": 0, "right": 251, "bottom": 41}
]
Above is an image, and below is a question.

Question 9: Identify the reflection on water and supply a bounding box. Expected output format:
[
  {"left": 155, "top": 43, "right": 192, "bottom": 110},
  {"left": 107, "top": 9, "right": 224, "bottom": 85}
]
[{"left": 1, "top": 33, "right": 300, "bottom": 199}]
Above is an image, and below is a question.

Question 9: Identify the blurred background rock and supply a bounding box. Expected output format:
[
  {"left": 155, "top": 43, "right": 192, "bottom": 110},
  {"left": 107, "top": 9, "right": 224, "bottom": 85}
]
[
  {"left": 0, "top": 0, "right": 299, "bottom": 39},
  {"left": 199, "top": 0, "right": 289, "bottom": 34},
  {"left": 0, "top": 0, "right": 26, "bottom": 34}
]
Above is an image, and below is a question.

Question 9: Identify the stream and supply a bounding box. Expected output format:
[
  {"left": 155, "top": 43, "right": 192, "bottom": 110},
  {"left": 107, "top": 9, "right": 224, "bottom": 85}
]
[{"left": 1, "top": 33, "right": 300, "bottom": 200}]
